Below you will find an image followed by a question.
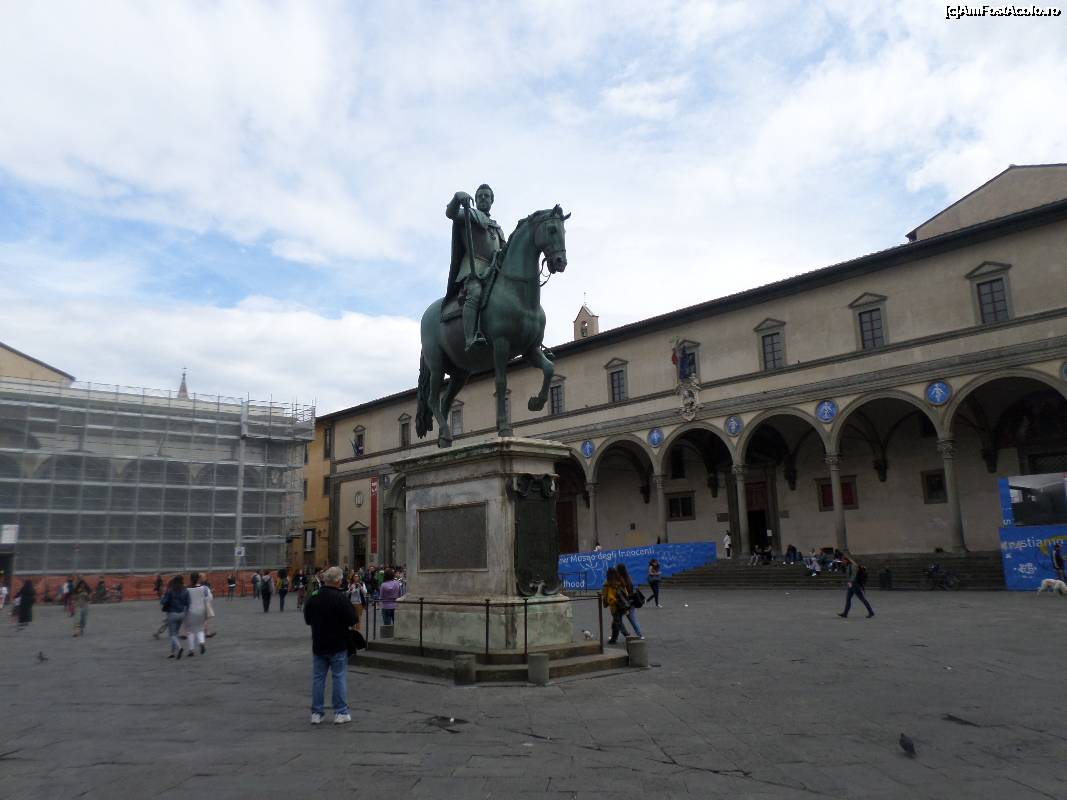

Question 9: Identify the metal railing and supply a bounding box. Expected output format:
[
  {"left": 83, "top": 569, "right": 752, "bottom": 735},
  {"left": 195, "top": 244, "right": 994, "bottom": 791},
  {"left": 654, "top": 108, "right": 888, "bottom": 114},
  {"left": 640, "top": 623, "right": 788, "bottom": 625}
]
[{"left": 366, "top": 592, "right": 605, "bottom": 661}]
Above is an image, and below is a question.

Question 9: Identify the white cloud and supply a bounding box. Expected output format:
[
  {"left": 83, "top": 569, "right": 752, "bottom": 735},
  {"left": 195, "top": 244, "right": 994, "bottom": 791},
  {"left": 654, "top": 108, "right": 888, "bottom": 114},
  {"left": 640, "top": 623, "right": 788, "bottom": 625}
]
[{"left": 601, "top": 76, "right": 691, "bottom": 120}]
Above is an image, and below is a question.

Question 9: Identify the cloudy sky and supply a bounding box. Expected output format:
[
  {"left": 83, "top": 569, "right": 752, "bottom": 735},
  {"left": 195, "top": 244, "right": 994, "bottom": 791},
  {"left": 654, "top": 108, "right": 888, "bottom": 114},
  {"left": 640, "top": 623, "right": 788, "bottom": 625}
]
[{"left": 1, "top": 1, "right": 1065, "bottom": 414}]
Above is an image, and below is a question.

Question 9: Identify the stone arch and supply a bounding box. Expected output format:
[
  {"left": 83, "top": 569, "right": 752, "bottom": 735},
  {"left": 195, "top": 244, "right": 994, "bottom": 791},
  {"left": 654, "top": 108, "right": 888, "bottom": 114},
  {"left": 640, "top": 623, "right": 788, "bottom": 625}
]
[
  {"left": 737, "top": 407, "right": 829, "bottom": 462},
  {"left": 946, "top": 368, "right": 1067, "bottom": 477},
  {"left": 831, "top": 389, "right": 943, "bottom": 452},
  {"left": 589, "top": 433, "right": 656, "bottom": 481},
  {"left": 660, "top": 421, "right": 735, "bottom": 462},
  {"left": 382, "top": 473, "right": 406, "bottom": 511},
  {"left": 943, "top": 367, "right": 1067, "bottom": 425},
  {"left": 589, "top": 433, "right": 658, "bottom": 550}
]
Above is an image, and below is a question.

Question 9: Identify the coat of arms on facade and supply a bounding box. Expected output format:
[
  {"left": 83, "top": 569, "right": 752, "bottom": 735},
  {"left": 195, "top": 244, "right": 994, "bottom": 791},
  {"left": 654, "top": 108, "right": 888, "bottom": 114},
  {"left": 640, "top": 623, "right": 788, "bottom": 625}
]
[{"left": 671, "top": 337, "right": 701, "bottom": 421}]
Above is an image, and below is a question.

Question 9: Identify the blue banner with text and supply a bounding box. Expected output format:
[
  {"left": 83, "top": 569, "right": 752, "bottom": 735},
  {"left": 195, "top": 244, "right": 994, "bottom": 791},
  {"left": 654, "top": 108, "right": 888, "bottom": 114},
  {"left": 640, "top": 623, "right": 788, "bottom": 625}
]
[
  {"left": 999, "top": 525, "right": 1067, "bottom": 590},
  {"left": 558, "top": 541, "right": 716, "bottom": 590}
]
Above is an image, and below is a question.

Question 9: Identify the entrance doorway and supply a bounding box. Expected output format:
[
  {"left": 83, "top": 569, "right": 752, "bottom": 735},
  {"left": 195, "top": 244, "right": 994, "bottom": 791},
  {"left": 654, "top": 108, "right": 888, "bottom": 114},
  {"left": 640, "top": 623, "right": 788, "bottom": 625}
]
[
  {"left": 351, "top": 533, "right": 367, "bottom": 570},
  {"left": 745, "top": 481, "right": 772, "bottom": 552}
]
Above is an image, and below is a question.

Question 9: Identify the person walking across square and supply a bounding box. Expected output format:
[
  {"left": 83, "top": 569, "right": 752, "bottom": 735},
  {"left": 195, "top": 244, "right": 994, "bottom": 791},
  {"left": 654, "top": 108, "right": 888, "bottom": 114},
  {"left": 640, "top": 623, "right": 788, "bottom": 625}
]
[
  {"left": 838, "top": 554, "right": 874, "bottom": 619},
  {"left": 723, "top": 532, "right": 732, "bottom": 559},
  {"left": 1053, "top": 542, "right": 1065, "bottom": 582},
  {"left": 260, "top": 570, "right": 273, "bottom": 612},
  {"left": 303, "top": 566, "right": 357, "bottom": 725},
  {"left": 72, "top": 579, "right": 91, "bottom": 636},
  {"left": 646, "top": 558, "right": 662, "bottom": 608}
]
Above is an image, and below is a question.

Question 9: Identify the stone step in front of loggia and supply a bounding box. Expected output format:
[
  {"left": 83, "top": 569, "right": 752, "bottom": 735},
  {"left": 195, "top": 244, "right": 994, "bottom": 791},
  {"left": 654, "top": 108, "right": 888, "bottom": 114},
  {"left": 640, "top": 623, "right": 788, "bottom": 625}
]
[
  {"left": 663, "top": 552, "right": 1005, "bottom": 590},
  {"left": 355, "top": 647, "right": 629, "bottom": 682},
  {"left": 366, "top": 639, "right": 602, "bottom": 665}
]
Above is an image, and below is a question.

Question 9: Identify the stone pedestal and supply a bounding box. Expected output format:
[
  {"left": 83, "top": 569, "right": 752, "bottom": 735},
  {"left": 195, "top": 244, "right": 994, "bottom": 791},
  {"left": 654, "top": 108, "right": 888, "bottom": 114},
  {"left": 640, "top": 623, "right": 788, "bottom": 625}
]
[{"left": 392, "top": 437, "right": 574, "bottom": 650}]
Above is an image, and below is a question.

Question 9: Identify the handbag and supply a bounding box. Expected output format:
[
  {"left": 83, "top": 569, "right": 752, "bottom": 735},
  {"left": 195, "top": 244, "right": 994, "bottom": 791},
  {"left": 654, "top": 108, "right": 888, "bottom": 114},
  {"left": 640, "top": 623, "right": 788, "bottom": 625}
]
[
  {"left": 347, "top": 628, "right": 366, "bottom": 655},
  {"left": 630, "top": 590, "right": 646, "bottom": 609}
]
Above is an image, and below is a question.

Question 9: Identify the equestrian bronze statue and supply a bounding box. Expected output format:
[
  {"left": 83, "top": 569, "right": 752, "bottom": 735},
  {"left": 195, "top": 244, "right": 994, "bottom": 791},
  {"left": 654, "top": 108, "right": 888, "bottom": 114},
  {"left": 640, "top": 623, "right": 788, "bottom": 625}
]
[{"left": 416, "top": 187, "right": 570, "bottom": 447}]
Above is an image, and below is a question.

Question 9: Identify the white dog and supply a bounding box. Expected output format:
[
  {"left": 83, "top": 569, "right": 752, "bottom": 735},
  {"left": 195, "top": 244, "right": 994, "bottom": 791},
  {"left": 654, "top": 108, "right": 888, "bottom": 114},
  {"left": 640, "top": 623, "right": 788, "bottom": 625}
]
[{"left": 1036, "top": 578, "right": 1067, "bottom": 595}]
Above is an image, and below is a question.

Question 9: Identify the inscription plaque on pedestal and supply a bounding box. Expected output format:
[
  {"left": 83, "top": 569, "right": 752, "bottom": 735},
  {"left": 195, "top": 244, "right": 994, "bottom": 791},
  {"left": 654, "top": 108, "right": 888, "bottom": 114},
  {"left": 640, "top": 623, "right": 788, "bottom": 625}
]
[
  {"left": 418, "top": 502, "right": 487, "bottom": 570},
  {"left": 510, "top": 474, "right": 560, "bottom": 595}
]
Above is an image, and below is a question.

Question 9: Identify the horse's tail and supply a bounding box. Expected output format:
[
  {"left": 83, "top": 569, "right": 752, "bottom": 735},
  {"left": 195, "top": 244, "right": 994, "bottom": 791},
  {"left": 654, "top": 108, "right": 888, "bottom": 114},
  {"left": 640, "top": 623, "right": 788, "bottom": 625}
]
[{"left": 415, "top": 353, "right": 433, "bottom": 438}]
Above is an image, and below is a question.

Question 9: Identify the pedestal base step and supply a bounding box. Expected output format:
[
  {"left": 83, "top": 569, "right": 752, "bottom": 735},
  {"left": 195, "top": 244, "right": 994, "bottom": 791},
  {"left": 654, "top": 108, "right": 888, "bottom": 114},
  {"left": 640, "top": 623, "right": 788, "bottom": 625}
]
[{"left": 356, "top": 639, "right": 628, "bottom": 683}]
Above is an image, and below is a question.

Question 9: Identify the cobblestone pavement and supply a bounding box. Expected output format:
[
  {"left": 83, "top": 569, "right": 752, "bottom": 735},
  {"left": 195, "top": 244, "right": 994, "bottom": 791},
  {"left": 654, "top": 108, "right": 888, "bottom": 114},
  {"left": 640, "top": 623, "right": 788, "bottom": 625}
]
[{"left": 2, "top": 587, "right": 1066, "bottom": 799}]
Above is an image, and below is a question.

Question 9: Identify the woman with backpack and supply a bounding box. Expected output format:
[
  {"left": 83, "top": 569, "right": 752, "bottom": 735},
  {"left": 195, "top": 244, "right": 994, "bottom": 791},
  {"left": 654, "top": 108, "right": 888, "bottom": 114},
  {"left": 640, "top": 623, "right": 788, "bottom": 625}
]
[
  {"left": 838, "top": 554, "right": 874, "bottom": 619},
  {"left": 601, "top": 567, "right": 632, "bottom": 645},
  {"left": 277, "top": 569, "right": 290, "bottom": 612},
  {"left": 615, "top": 563, "right": 644, "bottom": 639}
]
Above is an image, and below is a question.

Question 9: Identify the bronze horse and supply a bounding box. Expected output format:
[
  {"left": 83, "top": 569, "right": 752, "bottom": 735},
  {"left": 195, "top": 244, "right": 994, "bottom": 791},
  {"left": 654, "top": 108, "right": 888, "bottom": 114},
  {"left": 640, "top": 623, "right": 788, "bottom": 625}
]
[{"left": 416, "top": 205, "right": 570, "bottom": 447}]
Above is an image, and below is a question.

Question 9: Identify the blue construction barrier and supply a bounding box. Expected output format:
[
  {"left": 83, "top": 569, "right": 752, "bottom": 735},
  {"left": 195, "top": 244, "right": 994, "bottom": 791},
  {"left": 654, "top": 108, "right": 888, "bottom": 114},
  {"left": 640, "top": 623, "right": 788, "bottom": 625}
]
[
  {"left": 1000, "top": 525, "right": 1067, "bottom": 590},
  {"left": 558, "top": 541, "right": 716, "bottom": 591},
  {"left": 997, "top": 475, "right": 1067, "bottom": 590}
]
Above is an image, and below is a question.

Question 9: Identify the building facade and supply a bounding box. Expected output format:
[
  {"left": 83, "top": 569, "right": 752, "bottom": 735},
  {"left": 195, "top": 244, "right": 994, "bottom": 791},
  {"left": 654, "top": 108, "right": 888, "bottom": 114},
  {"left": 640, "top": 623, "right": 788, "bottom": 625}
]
[
  {"left": 0, "top": 362, "right": 314, "bottom": 587},
  {"left": 288, "top": 418, "right": 332, "bottom": 571},
  {"left": 316, "top": 165, "right": 1067, "bottom": 566}
]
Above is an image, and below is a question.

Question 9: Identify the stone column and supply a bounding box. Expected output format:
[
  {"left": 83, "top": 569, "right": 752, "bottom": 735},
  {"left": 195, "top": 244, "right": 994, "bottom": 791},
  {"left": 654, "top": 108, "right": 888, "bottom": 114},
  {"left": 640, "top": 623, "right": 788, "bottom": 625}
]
[
  {"left": 586, "top": 481, "right": 600, "bottom": 549},
  {"left": 938, "top": 438, "right": 968, "bottom": 553},
  {"left": 825, "top": 452, "right": 848, "bottom": 552},
  {"left": 732, "top": 464, "right": 749, "bottom": 556},
  {"left": 654, "top": 473, "right": 668, "bottom": 544}
]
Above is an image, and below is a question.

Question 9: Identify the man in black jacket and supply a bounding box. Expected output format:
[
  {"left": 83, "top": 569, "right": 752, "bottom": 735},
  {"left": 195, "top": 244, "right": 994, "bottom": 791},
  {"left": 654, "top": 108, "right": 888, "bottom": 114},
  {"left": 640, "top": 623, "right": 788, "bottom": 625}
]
[{"left": 303, "top": 566, "right": 357, "bottom": 725}]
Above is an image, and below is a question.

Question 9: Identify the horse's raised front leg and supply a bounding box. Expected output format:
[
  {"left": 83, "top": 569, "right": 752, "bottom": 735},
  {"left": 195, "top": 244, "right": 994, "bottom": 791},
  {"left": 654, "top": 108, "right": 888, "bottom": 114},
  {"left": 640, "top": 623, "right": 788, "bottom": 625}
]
[
  {"left": 427, "top": 367, "right": 452, "bottom": 447},
  {"left": 524, "top": 344, "right": 554, "bottom": 411},
  {"left": 492, "top": 337, "right": 513, "bottom": 437},
  {"left": 439, "top": 369, "right": 469, "bottom": 444}
]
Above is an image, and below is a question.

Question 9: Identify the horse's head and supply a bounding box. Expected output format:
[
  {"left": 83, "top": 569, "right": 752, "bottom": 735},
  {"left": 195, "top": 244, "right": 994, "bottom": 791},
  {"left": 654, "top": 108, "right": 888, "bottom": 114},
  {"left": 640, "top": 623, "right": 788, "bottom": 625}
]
[{"left": 534, "top": 205, "right": 570, "bottom": 273}]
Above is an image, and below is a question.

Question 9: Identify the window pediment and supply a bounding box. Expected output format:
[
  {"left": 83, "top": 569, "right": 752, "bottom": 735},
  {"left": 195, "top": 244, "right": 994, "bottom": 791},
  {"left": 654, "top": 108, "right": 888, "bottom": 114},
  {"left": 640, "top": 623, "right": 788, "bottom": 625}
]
[
  {"left": 674, "top": 338, "right": 700, "bottom": 350},
  {"left": 848, "top": 292, "right": 887, "bottom": 309},
  {"left": 347, "top": 520, "right": 368, "bottom": 532},
  {"left": 965, "top": 261, "right": 1011, "bottom": 280},
  {"left": 397, "top": 412, "right": 411, "bottom": 422},
  {"left": 753, "top": 318, "right": 786, "bottom": 333},
  {"left": 604, "top": 357, "right": 628, "bottom": 370}
]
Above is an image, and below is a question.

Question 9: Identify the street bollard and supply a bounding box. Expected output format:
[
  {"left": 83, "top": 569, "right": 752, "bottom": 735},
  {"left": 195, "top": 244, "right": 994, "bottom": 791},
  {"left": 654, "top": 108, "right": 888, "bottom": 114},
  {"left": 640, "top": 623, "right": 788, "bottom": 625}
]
[
  {"left": 454, "top": 654, "right": 477, "bottom": 685},
  {"left": 380, "top": 623, "right": 394, "bottom": 639},
  {"left": 626, "top": 637, "right": 649, "bottom": 668},
  {"left": 527, "top": 653, "right": 550, "bottom": 685}
]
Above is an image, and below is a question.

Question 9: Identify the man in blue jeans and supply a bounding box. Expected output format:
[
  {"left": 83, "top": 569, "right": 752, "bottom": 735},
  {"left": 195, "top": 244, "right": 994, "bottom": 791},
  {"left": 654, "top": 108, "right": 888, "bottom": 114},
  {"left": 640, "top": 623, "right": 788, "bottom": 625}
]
[
  {"left": 838, "top": 554, "right": 875, "bottom": 619},
  {"left": 302, "top": 566, "right": 357, "bottom": 725}
]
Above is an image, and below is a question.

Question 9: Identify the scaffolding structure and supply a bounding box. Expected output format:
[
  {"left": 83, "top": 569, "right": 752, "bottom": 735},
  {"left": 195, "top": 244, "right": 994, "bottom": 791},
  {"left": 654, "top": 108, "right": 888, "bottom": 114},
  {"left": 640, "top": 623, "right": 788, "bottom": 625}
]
[{"left": 0, "top": 377, "right": 314, "bottom": 576}]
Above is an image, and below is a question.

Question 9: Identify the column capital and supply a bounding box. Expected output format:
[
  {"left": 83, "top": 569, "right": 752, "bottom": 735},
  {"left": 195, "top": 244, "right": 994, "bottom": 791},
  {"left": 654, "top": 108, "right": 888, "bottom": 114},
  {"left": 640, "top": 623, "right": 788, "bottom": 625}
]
[
  {"left": 937, "top": 438, "right": 956, "bottom": 459},
  {"left": 653, "top": 473, "right": 666, "bottom": 488},
  {"left": 731, "top": 463, "right": 746, "bottom": 477},
  {"left": 823, "top": 452, "right": 841, "bottom": 467}
]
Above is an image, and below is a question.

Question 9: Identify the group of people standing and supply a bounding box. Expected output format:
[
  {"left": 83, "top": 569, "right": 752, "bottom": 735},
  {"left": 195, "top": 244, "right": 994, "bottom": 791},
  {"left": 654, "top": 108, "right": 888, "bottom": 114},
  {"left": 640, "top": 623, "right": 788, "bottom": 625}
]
[
  {"left": 159, "top": 572, "right": 215, "bottom": 659},
  {"left": 252, "top": 568, "right": 302, "bottom": 612},
  {"left": 602, "top": 560, "right": 663, "bottom": 645}
]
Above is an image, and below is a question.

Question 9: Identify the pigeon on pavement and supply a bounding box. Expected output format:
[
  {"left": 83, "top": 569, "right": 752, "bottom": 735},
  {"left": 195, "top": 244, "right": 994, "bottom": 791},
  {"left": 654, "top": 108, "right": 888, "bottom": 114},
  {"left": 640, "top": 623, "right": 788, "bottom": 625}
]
[
  {"left": 37, "top": 651, "right": 48, "bottom": 663},
  {"left": 899, "top": 733, "right": 916, "bottom": 757}
]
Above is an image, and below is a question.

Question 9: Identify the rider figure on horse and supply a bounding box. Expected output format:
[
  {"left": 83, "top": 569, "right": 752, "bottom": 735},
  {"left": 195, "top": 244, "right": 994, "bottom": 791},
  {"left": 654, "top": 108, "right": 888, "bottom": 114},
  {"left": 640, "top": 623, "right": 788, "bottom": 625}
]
[{"left": 445, "top": 184, "right": 507, "bottom": 352}]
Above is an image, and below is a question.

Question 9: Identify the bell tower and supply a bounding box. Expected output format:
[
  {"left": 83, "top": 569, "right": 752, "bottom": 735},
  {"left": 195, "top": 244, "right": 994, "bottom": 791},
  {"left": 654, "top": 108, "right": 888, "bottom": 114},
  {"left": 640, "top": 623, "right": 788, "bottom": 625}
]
[{"left": 573, "top": 304, "right": 598, "bottom": 341}]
